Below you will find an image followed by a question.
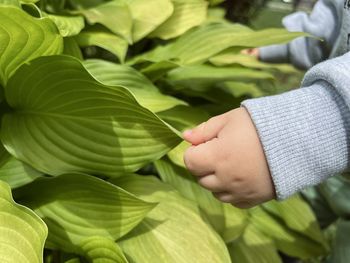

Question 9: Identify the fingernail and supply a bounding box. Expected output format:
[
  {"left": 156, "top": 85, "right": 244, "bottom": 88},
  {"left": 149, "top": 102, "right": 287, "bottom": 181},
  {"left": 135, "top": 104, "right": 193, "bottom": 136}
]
[{"left": 183, "top": 130, "right": 192, "bottom": 137}]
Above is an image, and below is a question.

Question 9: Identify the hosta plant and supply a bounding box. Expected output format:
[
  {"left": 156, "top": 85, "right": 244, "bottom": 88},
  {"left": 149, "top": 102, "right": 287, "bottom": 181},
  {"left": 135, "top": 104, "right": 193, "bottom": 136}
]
[{"left": 0, "top": 0, "right": 329, "bottom": 262}]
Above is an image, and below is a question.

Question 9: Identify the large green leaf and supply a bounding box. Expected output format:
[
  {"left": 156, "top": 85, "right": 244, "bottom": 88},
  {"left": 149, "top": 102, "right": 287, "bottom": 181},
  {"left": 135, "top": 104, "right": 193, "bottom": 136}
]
[
  {"left": 63, "top": 37, "right": 83, "bottom": 60},
  {"left": 83, "top": 59, "right": 186, "bottom": 112},
  {"left": 121, "top": 0, "right": 174, "bottom": 42},
  {"left": 149, "top": 0, "right": 207, "bottom": 40},
  {"left": 155, "top": 158, "right": 225, "bottom": 233},
  {"left": 155, "top": 158, "right": 248, "bottom": 241},
  {"left": 166, "top": 64, "right": 273, "bottom": 91},
  {"left": 112, "top": 175, "right": 231, "bottom": 263},
  {"left": 2, "top": 55, "right": 181, "bottom": 177},
  {"left": 139, "top": 60, "right": 179, "bottom": 81},
  {"left": 262, "top": 195, "right": 328, "bottom": 248},
  {"left": 76, "top": 28, "right": 128, "bottom": 63},
  {"left": 219, "top": 81, "right": 264, "bottom": 98},
  {"left": 157, "top": 105, "right": 209, "bottom": 167},
  {"left": 210, "top": 53, "right": 297, "bottom": 73},
  {"left": 207, "top": 0, "right": 225, "bottom": 6},
  {"left": 250, "top": 206, "right": 328, "bottom": 259},
  {"left": 169, "top": 24, "right": 308, "bottom": 64},
  {"left": 15, "top": 173, "right": 156, "bottom": 253},
  {"left": 0, "top": 180, "right": 47, "bottom": 262},
  {"left": 328, "top": 219, "right": 350, "bottom": 263},
  {"left": 0, "top": 155, "right": 44, "bottom": 189},
  {"left": 222, "top": 204, "right": 248, "bottom": 243},
  {"left": 319, "top": 175, "right": 350, "bottom": 218},
  {"left": 80, "top": 236, "right": 129, "bottom": 263},
  {"left": 47, "top": 14, "right": 85, "bottom": 37},
  {"left": 69, "top": 0, "right": 106, "bottom": 9},
  {"left": 0, "top": 6, "right": 63, "bottom": 85},
  {"left": 0, "top": 0, "right": 20, "bottom": 7},
  {"left": 135, "top": 23, "right": 307, "bottom": 65},
  {"left": 228, "top": 224, "right": 282, "bottom": 263},
  {"left": 78, "top": 1, "right": 133, "bottom": 43},
  {"left": 158, "top": 105, "right": 210, "bottom": 132}
]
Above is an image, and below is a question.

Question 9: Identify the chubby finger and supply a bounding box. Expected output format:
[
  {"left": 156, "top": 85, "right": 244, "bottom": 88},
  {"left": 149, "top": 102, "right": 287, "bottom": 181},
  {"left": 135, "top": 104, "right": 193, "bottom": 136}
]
[
  {"left": 183, "top": 113, "right": 229, "bottom": 145},
  {"left": 197, "top": 174, "right": 226, "bottom": 193},
  {"left": 212, "top": 192, "right": 234, "bottom": 203},
  {"left": 183, "top": 139, "right": 218, "bottom": 177}
]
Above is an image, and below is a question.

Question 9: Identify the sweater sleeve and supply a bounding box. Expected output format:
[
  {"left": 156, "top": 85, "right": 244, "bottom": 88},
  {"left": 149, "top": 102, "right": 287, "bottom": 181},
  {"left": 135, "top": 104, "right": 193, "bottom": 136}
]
[
  {"left": 241, "top": 52, "right": 350, "bottom": 199},
  {"left": 259, "top": 0, "right": 342, "bottom": 70}
]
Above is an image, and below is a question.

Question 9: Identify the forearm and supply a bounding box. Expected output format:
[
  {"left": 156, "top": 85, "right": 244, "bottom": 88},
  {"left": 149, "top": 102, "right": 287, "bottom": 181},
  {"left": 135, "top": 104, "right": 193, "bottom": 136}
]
[{"left": 242, "top": 52, "right": 350, "bottom": 199}]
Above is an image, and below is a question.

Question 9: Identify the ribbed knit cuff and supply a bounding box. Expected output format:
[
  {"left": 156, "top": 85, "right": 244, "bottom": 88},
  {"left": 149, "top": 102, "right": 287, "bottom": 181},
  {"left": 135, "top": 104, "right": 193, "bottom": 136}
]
[
  {"left": 259, "top": 44, "right": 289, "bottom": 64},
  {"left": 242, "top": 83, "right": 350, "bottom": 199}
]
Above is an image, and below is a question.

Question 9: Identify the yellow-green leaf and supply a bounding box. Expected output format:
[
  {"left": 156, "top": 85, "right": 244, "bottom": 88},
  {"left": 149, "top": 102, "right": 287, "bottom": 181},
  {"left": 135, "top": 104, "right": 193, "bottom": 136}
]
[
  {"left": 112, "top": 175, "right": 231, "bottom": 263},
  {"left": 150, "top": 0, "right": 208, "bottom": 40},
  {"left": 16, "top": 174, "right": 156, "bottom": 254},
  {"left": 2, "top": 55, "right": 181, "bottom": 177},
  {"left": 0, "top": 6, "right": 63, "bottom": 85},
  {"left": 0, "top": 180, "right": 47, "bottom": 262}
]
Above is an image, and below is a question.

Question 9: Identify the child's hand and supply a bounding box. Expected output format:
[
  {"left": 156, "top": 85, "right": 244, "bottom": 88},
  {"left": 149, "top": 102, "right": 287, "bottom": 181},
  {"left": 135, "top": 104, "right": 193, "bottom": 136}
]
[
  {"left": 241, "top": 48, "right": 260, "bottom": 58},
  {"left": 183, "top": 107, "right": 275, "bottom": 208}
]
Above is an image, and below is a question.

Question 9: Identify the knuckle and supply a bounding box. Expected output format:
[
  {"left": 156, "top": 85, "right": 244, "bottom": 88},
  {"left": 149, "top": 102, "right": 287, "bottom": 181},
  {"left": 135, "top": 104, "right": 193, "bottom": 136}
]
[
  {"left": 197, "top": 177, "right": 210, "bottom": 188},
  {"left": 183, "top": 149, "right": 197, "bottom": 173}
]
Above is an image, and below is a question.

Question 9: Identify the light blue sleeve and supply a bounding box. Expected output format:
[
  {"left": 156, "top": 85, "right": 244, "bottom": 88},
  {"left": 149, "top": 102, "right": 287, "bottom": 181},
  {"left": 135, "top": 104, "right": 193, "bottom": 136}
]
[
  {"left": 242, "top": 52, "right": 350, "bottom": 199},
  {"left": 259, "top": 0, "right": 343, "bottom": 69}
]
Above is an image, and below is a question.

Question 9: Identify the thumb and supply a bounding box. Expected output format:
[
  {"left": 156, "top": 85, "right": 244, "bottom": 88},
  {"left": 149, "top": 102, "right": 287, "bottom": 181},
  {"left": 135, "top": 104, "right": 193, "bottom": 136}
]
[{"left": 183, "top": 113, "right": 228, "bottom": 145}]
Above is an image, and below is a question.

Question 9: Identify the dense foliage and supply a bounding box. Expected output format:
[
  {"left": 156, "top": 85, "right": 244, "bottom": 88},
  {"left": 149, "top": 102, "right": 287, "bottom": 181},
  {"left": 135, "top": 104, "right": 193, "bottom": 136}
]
[{"left": 0, "top": 0, "right": 331, "bottom": 262}]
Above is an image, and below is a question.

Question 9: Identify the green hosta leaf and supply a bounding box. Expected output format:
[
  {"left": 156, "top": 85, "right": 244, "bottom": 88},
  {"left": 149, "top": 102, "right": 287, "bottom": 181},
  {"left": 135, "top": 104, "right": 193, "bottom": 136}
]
[
  {"left": 228, "top": 224, "right": 282, "bottom": 263},
  {"left": 250, "top": 206, "right": 328, "bottom": 259},
  {"left": 0, "top": 155, "right": 44, "bottom": 189},
  {"left": 112, "top": 175, "right": 231, "bottom": 263},
  {"left": 167, "top": 141, "right": 190, "bottom": 167},
  {"left": 319, "top": 175, "right": 350, "bottom": 218},
  {"left": 76, "top": 28, "right": 128, "bottom": 63},
  {"left": 158, "top": 105, "right": 210, "bottom": 132},
  {"left": 171, "top": 25, "right": 308, "bottom": 64},
  {"left": 139, "top": 23, "right": 307, "bottom": 65},
  {"left": 47, "top": 15, "right": 85, "bottom": 37},
  {"left": 15, "top": 173, "right": 156, "bottom": 253},
  {"left": 219, "top": 81, "right": 264, "bottom": 98},
  {"left": 81, "top": 236, "right": 129, "bottom": 263},
  {"left": 0, "top": 143, "right": 9, "bottom": 166},
  {"left": 0, "top": 0, "right": 20, "bottom": 7},
  {"left": 328, "top": 219, "right": 350, "bottom": 263},
  {"left": 207, "top": 0, "right": 225, "bottom": 6},
  {"left": 262, "top": 195, "right": 328, "bottom": 248},
  {"left": 206, "top": 7, "right": 226, "bottom": 24},
  {"left": 21, "top": 2, "right": 42, "bottom": 17},
  {"left": 2, "top": 55, "right": 181, "bottom": 177},
  {"left": 210, "top": 53, "right": 298, "bottom": 74},
  {"left": 79, "top": 1, "right": 133, "bottom": 43},
  {"left": 0, "top": 180, "right": 47, "bottom": 262},
  {"left": 222, "top": 204, "right": 247, "bottom": 243},
  {"left": 166, "top": 64, "right": 273, "bottom": 91},
  {"left": 155, "top": 157, "right": 248, "bottom": 242},
  {"left": 69, "top": 0, "right": 106, "bottom": 9},
  {"left": 157, "top": 105, "right": 210, "bottom": 167},
  {"left": 155, "top": 158, "right": 225, "bottom": 233},
  {"left": 20, "top": 0, "right": 39, "bottom": 3},
  {"left": 63, "top": 37, "right": 83, "bottom": 60},
  {"left": 121, "top": 0, "right": 174, "bottom": 42},
  {"left": 0, "top": 6, "right": 63, "bottom": 86},
  {"left": 65, "top": 259, "right": 81, "bottom": 263},
  {"left": 149, "top": 0, "right": 208, "bottom": 40},
  {"left": 140, "top": 60, "right": 179, "bottom": 81},
  {"left": 83, "top": 59, "right": 187, "bottom": 112}
]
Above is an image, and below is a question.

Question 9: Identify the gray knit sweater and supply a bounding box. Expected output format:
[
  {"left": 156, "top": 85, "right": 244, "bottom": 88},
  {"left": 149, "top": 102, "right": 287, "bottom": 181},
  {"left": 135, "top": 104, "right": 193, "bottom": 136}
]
[{"left": 241, "top": 0, "right": 350, "bottom": 199}]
